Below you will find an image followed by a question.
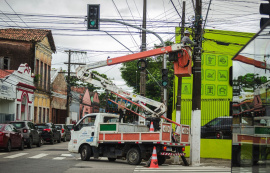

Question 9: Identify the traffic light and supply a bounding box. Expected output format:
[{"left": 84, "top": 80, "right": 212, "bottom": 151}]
[
  {"left": 161, "top": 69, "right": 168, "bottom": 87},
  {"left": 260, "top": 1, "right": 270, "bottom": 28},
  {"left": 87, "top": 4, "right": 100, "bottom": 30}
]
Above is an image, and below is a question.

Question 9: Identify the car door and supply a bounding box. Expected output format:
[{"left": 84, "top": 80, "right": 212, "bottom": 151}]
[
  {"left": 9, "top": 125, "right": 21, "bottom": 147},
  {"left": 72, "top": 115, "right": 98, "bottom": 149},
  {"left": 64, "top": 125, "right": 71, "bottom": 140},
  {"left": 29, "top": 122, "right": 39, "bottom": 143},
  {"left": 51, "top": 124, "right": 59, "bottom": 140}
]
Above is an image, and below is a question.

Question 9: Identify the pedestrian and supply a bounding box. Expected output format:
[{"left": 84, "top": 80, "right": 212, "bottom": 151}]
[{"left": 181, "top": 30, "right": 194, "bottom": 46}]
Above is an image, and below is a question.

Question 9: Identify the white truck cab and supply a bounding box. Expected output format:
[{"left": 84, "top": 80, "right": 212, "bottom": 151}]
[{"left": 68, "top": 113, "right": 119, "bottom": 153}]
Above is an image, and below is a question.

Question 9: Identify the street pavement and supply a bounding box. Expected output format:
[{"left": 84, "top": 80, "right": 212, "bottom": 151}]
[{"left": 0, "top": 142, "right": 232, "bottom": 173}]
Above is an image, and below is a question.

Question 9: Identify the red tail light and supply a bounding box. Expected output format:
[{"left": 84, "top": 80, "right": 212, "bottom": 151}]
[
  {"left": 163, "top": 146, "right": 167, "bottom": 151},
  {"left": 62, "top": 129, "right": 65, "bottom": 133},
  {"left": 43, "top": 129, "right": 51, "bottom": 132},
  {"left": 182, "top": 147, "right": 185, "bottom": 151},
  {"left": 23, "top": 129, "right": 28, "bottom": 133}
]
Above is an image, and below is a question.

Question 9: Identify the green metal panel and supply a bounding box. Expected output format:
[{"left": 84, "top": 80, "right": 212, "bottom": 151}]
[
  {"left": 100, "top": 124, "right": 117, "bottom": 131},
  {"left": 255, "top": 127, "right": 270, "bottom": 135}
]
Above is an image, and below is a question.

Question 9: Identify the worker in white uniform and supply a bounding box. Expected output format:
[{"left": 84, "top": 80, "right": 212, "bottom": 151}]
[{"left": 181, "top": 30, "right": 194, "bottom": 46}]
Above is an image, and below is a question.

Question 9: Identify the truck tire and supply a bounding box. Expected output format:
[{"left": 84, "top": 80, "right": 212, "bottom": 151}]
[
  {"left": 127, "top": 147, "right": 142, "bottom": 165},
  {"left": 158, "top": 156, "right": 166, "bottom": 165},
  {"left": 81, "top": 145, "right": 91, "bottom": 161}
]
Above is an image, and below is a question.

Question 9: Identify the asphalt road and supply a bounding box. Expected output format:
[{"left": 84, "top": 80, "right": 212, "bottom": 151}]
[{"left": 0, "top": 141, "right": 231, "bottom": 173}]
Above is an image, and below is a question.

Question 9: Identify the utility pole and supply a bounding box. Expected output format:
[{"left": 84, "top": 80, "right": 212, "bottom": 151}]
[
  {"left": 64, "top": 50, "right": 86, "bottom": 124},
  {"left": 190, "top": 0, "right": 202, "bottom": 166},
  {"left": 140, "top": 0, "right": 147, "bottom": 97},
  {"left": 174, "top": 0, "right": 185, "bottom": 164}
]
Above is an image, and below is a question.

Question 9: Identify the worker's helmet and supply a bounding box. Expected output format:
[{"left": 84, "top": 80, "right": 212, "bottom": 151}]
[{"left": 184, "top": 30, "right": 190, "bottom": 34}]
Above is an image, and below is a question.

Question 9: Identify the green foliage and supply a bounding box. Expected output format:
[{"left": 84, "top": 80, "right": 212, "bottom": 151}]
[
  {"left": 120, "top": 40, "right": 175, "bottom": 118},
  {"left": 237, "top": 73, "right": 269, "bottom": 91}
]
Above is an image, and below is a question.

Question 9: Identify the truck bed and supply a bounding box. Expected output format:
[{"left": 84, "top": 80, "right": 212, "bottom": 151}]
[{"left": 98, "top": 122, "right": 190, "bottom": 146}]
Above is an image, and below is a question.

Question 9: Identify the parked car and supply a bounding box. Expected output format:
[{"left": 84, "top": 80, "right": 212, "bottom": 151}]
[
  {"left": 66, "top": 124, "right": 74, "bottom": 131},
  {"left": 35, "top": 123, "right": 61, "bottom": 144},
  {"left": 10, "top": 121, "right": 42, "bottom": 148},
  {"left": 55, "top": 124, "right": 71, "bottom": 142},
  {"left": 201, "top": 116, "right": 232, "bottom": 139},
  {"left": 0, "top": 124, "right": 24, "bottom": 151}
]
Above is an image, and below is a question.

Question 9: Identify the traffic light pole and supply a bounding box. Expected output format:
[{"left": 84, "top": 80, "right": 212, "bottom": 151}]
[{"left": 100, "top": 18, "right": 168, "bottom": 118}]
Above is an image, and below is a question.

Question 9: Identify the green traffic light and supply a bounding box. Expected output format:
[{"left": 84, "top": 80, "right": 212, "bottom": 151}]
[
  {"left": 90, "top": 21, "right": 96, "bottom": 26},
  {"left": 162, "top": 81, "right": 168, "bottom": 86}
]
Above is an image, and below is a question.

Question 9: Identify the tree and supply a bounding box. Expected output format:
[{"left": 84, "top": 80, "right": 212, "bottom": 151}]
[{"left": 120, "top": 40, "right": 175, "bottom": 118}]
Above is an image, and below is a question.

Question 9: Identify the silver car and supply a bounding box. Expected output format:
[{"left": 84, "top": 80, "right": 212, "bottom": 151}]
[{"left": 55, "top": 124, "right": 71, "bottom": 142}]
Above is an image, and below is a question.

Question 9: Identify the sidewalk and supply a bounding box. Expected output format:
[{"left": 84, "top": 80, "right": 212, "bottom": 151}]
[{"left": 166, "top": 157, "right": 231, "bottom": 168}]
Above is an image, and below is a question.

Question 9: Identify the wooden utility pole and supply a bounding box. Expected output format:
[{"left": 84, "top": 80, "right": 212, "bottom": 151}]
[
  {"left": 190, "top": 0, "right": 202, "bottom": 166},
  {"left": 140, "top": 0, "right": 147, "bottom": 97},
  {"left": 64, "top": 50, "right": 86, "bottom": 123}
]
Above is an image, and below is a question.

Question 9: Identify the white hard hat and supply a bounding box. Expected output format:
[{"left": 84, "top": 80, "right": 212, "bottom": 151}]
[{"left": 184, "top": 30, "right": 190, "bottom": 34}]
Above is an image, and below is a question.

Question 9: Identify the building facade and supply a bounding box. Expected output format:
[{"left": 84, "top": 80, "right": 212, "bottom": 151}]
[
  {"left": 0, "top": 28, "right": 56, "bottom": 123},
  {"left": 0, "top": 64, "right": 35, "bottom": 123}
]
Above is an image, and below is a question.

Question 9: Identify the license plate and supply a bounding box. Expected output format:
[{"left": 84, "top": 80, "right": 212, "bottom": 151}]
[{"left": 166, "top": 147, "right": 172, "bottom": 151}]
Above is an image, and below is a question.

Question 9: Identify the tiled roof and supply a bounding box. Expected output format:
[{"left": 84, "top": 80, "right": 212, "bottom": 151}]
[
  {"left": 0, "top": 70, "right": 14, "bottom": 78},
  {"left": 0, "top": 28, "right": 56, "bottom": 52}
]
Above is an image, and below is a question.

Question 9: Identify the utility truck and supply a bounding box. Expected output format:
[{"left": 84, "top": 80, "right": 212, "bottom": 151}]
[{"left": 68, "top": 44, "right": 192, "bottom": 165}]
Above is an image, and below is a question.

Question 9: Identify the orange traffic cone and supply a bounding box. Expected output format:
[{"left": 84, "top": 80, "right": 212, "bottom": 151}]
[
  {"left": 149, "top": 146, "right": 159, "bottom": 168},
  {"left": 149, "top": 122, "right": 154, "bottom": 132}
]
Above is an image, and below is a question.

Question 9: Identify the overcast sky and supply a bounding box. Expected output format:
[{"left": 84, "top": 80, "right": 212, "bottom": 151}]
[{"left": 0, "top": 0, "right": 262, "bottom": 92}]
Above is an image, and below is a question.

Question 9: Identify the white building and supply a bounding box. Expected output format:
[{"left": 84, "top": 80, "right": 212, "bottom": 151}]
[{"left": 0, "top": 63, "right": 35, "bottom": 123}]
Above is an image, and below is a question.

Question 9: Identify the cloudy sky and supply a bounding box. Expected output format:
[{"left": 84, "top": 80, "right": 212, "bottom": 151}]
[{"left": 0, "top": 0, "right": 262, "bottom": 91}]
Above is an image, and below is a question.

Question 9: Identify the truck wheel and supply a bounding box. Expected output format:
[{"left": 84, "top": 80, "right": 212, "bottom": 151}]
[
  {"left": 158, "top": 156, "right": 166, "bottom": 165},
  {"left": 108, "top": 158, "right": 116, "bottom": 162},
  {"left": 127, "top": 148, "right": 142, "bottom": 165},
  {"left": 81, "top": 145, "right": 91, "bottom": 161}
]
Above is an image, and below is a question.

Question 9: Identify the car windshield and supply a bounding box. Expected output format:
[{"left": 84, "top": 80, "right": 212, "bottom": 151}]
[
  {"left": 207, "top": 119, "right": 223, "bottom": 126},
  {"left": 36, "top": 125, "right": 49, "bottom": 130},
  {"left": 104, "top": 117, "right": 119, "bottom": 123},
  {"left": 55, "top": 125, "right": 62, "bottom": 130},
  {"left": 10, "top": 122, "right": 25, "bottom": 128},
  {"left": 67, "top": 125, "right": 73, "bottom": 130}
]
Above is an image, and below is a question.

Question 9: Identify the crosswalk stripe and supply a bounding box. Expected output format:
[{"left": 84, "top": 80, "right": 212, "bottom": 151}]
[
  {"left": 53, "top": 157, "right": 66, "bottom": 160},
  {"left": 61, "top": 154, "right": 73, "bottom": 157},
  {"left": 0, "top": 153, "right": 7, "bottom": 156},
  {"left": 4, "top": 153, "right": 28, "bottom": 159},
  {"left": 29, "top": 153, "right": 48, "bottom": 159}
]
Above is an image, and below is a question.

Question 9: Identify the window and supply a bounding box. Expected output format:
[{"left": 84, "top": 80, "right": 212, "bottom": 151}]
[
  {"left": 44, "top": 64, "right": 47, "bottom": 90},
  {"left": 39, "top": 107, "right": 42, "bottom": 123},
  {"left": 0, "top": 57, "right": 10, "bottom": 70},
  {"left": 40, "top": 61, "right": 43, "bottom": 87},
  {"left": 76, "top": 115, "right": 96, "bottom": 130},
  {"left": 48, "top": 65, "right": 51, "bottom": 91},
  {"left": 47, "top": 108, "right": 49, "bottom": 122},
  {"left": 43, "top": 108, "right": 46, "bottom": 123}
]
